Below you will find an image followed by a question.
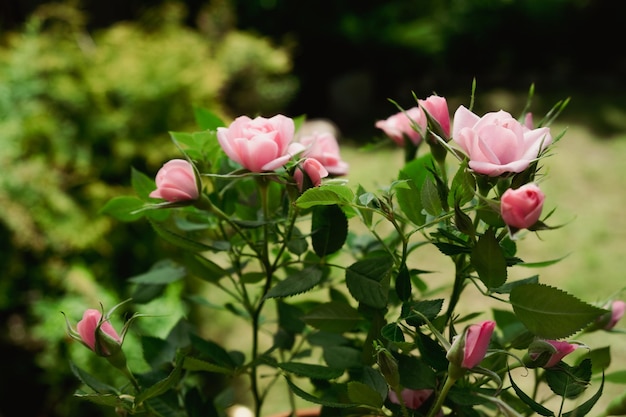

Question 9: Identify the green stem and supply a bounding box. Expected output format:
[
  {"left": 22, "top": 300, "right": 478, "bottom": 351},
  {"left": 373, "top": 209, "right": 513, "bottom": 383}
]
[
  {"left": 426, "top": 376, "right": 456, "bottom": 417},
  {"left": 445, "top": 254, "right": 468, "bottom": 325}
]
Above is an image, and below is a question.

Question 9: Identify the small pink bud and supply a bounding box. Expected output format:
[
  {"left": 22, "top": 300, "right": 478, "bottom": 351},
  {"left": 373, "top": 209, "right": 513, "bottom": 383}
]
[
  {"left": 388, "top": 388, "right": 434, "bottom": 410},
  {"left": 526, "top": 339, "right": 578, "bottom": 368},
  {"left": 149, "top": 159, "right": 199, "bottom": 202},
  {"left": 447, "top": 320, "right": 495, "bottom": 371},
  {"left": 293, "top": 158, "right": 328, "bottom": 192},
  {"left": 76, "top": 309, "right": 122, "bottom": 356},
  {"left": 375, "top": 106, "right": 427, "bottom": 147},
  {"left": 500, "top": 183, "right": 545, "bottom": 230},
  {"left": 419, "top": 95, "right": 450, "bottom": 138}
]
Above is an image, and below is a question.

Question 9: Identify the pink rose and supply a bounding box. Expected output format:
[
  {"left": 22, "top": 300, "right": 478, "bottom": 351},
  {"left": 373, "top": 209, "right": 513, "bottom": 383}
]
[
  {"left": 76, "top": 309, "right": 122, "bottom": 355},
  {"left": 388, "top": 388, "right": 434, "bottom": 410},
  {"left": 527, "top": 339, "right": 578, "bottom": 368},
  {"left": 447, "top": 320, "right": 495, "bottom": 369},
  {"left": 500, "top": 183, "right": 545, "bottom": 230},
  {"left": 375, "top": 106, "right": 427, "bottom": 146},
  {"left": 420, "top": 95, "right": 450, "bottom": 138},
  {"left": 149, "top": 159, "right": 199, "bottom": 202},
  {"left": 298, "top": 131, "right": 349, "bottom": 176},
  {"left": 452, "top": 106, "right": 552, "bottom": 176},
  {"left": 217, "top": 114, "right": 298, "bottom": 172},
  {"left": 293, "top": 158, "right": 329, "bottom": 192}
]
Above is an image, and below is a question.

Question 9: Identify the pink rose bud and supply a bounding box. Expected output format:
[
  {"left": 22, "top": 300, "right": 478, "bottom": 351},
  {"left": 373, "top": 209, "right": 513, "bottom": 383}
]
[
  {"left": 76, "top": 309, "right": 122, "bottom": 356},
  {"left": 294, "top": 158, "right": 329, "bottom": 192},
  {"left": 375, "top": 106, "right": 427, "bottom": 147},
  {"left": 447, "top": 320, "right": 495, "bottom": 371},
  {"left": 452, "top": 106, "right": 552, "bottom": 176},
  {"left": 500, "top": 183, "right": 545, "bottom": 230},
  {"left": 217, "top": 114, "right": 297, "bottom": 172},
  {"left": 600, "top": 300, "right": 626, "bottom": 330},
  {"left": 419, "top": 95, "right": 450, "bottom": 138},
  {"left": 298, "top": 131, "right": 349, "bottom": 176},
  {"left": 149, "top": 159, "right": 199, "bottom": 202},
  {"left": 526, "top": 339, "right": 578, "bottom": 368},
  {"left": 388, "top": 388, "right": 434, "bottom": 410}
]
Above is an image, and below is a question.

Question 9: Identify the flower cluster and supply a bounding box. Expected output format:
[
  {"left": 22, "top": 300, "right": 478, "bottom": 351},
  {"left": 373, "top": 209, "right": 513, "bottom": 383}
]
[{"left": 66, "top": 86, "right": 626, "bottom": 417}]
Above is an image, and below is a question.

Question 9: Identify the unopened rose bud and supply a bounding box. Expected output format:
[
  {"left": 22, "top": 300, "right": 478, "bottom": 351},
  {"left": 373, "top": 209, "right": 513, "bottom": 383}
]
[
  {"left": 149, "top": 159, "right": 200, "bottom": 202},
  {"left": 293, "top": 158, "right": 328, "bottom": 192},
  {"left": 500, "top": 183, "right": 545, "bottom": 230},
  {"left": 446, "top": 320, "right": 495, "bottom": 379},
  {"left": 524, "top": 339, "right": 578, "bottom": 369}
]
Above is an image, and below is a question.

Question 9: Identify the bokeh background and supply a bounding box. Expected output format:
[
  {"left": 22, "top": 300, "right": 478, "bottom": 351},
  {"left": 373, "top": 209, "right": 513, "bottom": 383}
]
[{"left": 1, "top": 1, "right": 625, "bottom": 416}]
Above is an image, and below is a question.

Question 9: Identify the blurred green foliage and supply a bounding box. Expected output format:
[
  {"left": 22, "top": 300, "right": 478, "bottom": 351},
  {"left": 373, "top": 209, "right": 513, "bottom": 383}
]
[{"left": 0, "top": 2, "right": 297, "bottom": 416}]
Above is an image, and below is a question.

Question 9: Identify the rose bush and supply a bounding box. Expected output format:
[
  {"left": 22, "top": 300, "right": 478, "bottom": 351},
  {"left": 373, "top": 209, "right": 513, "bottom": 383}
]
[{"left": 66, "top": 86, "right": 626, "bottom": 417}]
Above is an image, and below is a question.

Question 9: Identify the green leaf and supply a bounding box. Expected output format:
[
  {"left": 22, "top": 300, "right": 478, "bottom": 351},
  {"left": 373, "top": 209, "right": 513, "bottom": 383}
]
[
  {"left": 347, "top": 381, "right": 384, "bottom": 408},
  {"left": 193, "top": 107, "right": 225, "bottom": 130},
  {"left": 396, "top": 154, "right": 435, "bottom": 226},
  {"left": 448, "top": 160, "right": 476, "bottom": 207},
  {"left": 398, "top": 355, "right": 437, "bottom": 390},
  {"left": 142, "top": 336, "right": 177, "bottom": 369},
  {"left": 127, "top": 263, "right": 186, "bottom": 285},
  {"left": 345, "top": 253, "right": 394, "bottom": 309},
  {"left": 471, "top": 228, "right": 507, "bottom": 289},
  {"left": 69, "top": 362, "right": 119, "bottom": 395},
  {"left": 149, "top": 220, "right": 229, "bottom": 252},
  {"left": 135, "top": 358, "right": 184, "bottom": 405},
  {"left": 381, "top": 323, "right": 405, "bottom": 343},
  {"left": 265, "top": 266, "right": 324, "bottom": 299},
  {"left": 276, "top": 362, "right": 344, "bottom": 380},
  {"left": 562, "top": 372, "right": 604, "bottom": 417},
  {"left": 311, "top": 204, "right": 348, "bottom": 257},
  {"left": 182, "top": 253, "right": 229, "bottom": 285},
  {"left": 285, "top": 378, "right": 356, "bottom": 408},
  {"left": 509, "top": 370, "right": 555, "bottom": 416},
  {"left": 131, "top": 167, "right": 158, "bottom": 200},
  {"left": 73, "top": 393, "right": 127, "bottom": 408},
  {"left": 296, "top": 184, "right": 355, "bottom": 209},
  {"left": 182, "top": 357, "right": 236, "bottom": 375},
  {"left": 510, "top": 283, "right": 607, "bottom": 339},
  {"left": 395, "top": 264, "right": 411, "bottom": 302},
  {"left": 403, "top": 299, "right": 444, "bottom": 327},
  {"left": 421, "top": 178, "right": 442, "bottom": 216},
  {"left": 545, "top": 359, "right": 592, "bottom": 399},
  {"left": 301, "top": 301, "right": 363, "bottom": 333},
  {"left": 189, "top": 334, "right": 237, "bottom": 368},
  {"left": 100, "top": 196, "right": 146, "bottom": 222}
]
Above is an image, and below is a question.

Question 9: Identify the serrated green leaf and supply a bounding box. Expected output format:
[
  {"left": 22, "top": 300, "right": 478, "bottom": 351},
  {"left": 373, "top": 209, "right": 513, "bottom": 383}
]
[
  {"left": 73, "top": 393, "right": 128, "bottom": 408},
  {"left": 396, "top": 154, "right": 435, "bottom": 226},
  {"left": 277, "top": 362, "right": 344, "bottom": 379},
  {"left": 510, "top": 283, "right": 607, "bottom": 339},
  {"left": 296, "top": 185, "right": 355, "bottom": 209},
  {"left": 345, "top": 253, "right": 394, "bottom": 309},
  {"left": 471, "top": 228, "right": 507, "bottom": 289},
  {"left": 301, "top": 301, "right": 363, "bottom": 333},
  {"left": 265, "top": 266, "right": 323, "bottom": 299}
]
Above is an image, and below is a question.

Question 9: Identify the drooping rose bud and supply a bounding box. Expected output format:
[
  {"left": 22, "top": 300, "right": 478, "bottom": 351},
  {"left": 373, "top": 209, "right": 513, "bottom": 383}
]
[
  {"left": 375, "top": 106, "right": 427, "bottom": 147},
  {"left": 217, "top": 114, "right": 298, "bottom": 172},
  {"left": 447, "top": 320, "right": 495, "bottom": 378},
  {"left": 500, "top": 183, "right": 545, "bottom": 230},
  {"left": 293, "top": 158, "right": 329, "bottom": 192},
  {"left": 76, "top": 309, "right": 122, "bottom": 356},
  {"left": 149, "top": 159, "right": 199, "bottom": 202},
  {"left": 595, "top": 300, "right": 626, "bottom": 331},
  {"left": 525, "top": 339, "right": 578, "bottom": 368}
]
